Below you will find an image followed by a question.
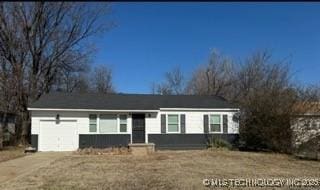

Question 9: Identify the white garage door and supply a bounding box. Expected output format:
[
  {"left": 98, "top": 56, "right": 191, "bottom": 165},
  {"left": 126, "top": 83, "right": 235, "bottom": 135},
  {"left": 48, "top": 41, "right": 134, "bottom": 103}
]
[{"left": 39, "top": 120, "right": 78, "bottom": 151}]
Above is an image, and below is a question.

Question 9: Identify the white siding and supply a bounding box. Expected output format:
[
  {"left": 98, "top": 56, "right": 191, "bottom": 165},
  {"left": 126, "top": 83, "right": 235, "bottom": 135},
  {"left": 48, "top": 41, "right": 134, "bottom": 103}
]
[
  {"left": 31, "top": 111, "right": 132, "bottom": 135},
  {"left": 227, "top": 113, "right": 239, "bottom": 134},
  {"left": 185, "top": 112, "right": 204, "bottom": 133},
  {"left": 145, "top": 112, "right": 160, "bottom": 143},
  {"left": 145, "top": 110, "right": 239, "bottom": 135},
  {"left": 145, "top": 113, "right": 160, "bottom": 133}
]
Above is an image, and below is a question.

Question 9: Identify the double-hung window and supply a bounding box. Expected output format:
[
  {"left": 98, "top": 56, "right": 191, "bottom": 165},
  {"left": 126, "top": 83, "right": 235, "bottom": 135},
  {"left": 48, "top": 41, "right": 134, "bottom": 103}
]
[
  {"left": 167, "top": 114, "right": 179, "bottom": 133},
  {"left": 99, "top": 114, "right": 117, "bottom": 133},
  {"left": 120, "top": 115, "right": 127, "bottom": 132},
  {"left": 210, "top": 115, "right": 221, "bottom": 133},
  {"left": 89, "top": 114, "right": 97, "bottom": 132}
]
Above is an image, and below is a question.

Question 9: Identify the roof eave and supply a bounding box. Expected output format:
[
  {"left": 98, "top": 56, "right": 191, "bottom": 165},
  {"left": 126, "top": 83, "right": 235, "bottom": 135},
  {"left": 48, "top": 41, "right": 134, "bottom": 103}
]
[
  {"left": 159, "top": 108, "right": 239, "bottom": 111},
  {"left": 28, "top": 107, "right": 240, "bottom": 112},
  {"left": 27, "top": 108, "right": 160, "bottom": 112}
]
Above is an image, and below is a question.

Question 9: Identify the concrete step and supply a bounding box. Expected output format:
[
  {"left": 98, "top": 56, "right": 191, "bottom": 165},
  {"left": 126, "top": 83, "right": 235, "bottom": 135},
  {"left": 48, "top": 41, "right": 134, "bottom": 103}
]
[{"left": 128, "top": 143, "right": 155, "bottom": 155}]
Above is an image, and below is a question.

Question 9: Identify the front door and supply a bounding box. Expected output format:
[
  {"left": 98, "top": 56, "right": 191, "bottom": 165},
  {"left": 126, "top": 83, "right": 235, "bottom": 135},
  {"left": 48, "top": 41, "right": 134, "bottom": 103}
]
[{"left": 132, "top": 114, "right": 145, "bottom": 143}]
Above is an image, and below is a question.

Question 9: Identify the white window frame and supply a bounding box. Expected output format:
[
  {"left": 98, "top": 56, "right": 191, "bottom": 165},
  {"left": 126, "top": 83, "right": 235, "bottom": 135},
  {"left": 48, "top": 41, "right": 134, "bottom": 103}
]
[
  {"left": 166, "top": 114, "right": 180, "bottom": 133},
  {"left": 119, "top": 114, "right": 128, "bottom": 133},
  {"left": 89, "top": 113, "right": 131, "bottom": 134},
  {"left": 99, "top": 114, "right": 118, "bottom": 134},
  {"left": 89, "top": 114, "right": 98, "bottom": 133},
  {"left": 209, "top": 114, "right": 223, "bottom": 134}
]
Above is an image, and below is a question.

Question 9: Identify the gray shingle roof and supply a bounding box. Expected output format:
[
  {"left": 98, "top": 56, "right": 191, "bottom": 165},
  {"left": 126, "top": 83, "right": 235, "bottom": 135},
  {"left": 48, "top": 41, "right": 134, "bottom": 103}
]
[{"left": 29, "top": 92, "right": 237, "bottom": 110}]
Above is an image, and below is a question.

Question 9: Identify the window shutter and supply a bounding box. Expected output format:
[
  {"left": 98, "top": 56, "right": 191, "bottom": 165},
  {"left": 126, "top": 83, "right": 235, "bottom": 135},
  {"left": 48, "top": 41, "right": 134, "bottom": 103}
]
[
  {"left": 203, "top": 115, "right": 209, "bottom": 133},
  {"left": 161, "top": 114, "right": 166, "bottom": 134},
  {"left": 180, "top": 114, "right": 185, "bottom": 134},
  {"left": 223, "top": 114, "right": 228, "bottom": 134}
]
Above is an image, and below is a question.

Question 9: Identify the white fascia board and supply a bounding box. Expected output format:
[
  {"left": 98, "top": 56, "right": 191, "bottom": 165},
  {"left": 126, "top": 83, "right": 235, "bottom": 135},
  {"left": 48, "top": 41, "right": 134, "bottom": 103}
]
[
  {"left": 27, "top": 108, "right": 159, "bottom": 112},
  {"left": 28, "top": 107, "right": 240, "bottom": 112},
  {"left": 159, "top": 108, "right": 240, "bottom": 111}
]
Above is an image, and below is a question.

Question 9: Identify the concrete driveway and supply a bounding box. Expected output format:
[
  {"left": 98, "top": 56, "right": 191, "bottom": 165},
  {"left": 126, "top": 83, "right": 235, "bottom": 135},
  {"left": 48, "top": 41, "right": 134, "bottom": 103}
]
[{"left": 0, "top": 152, "right": 70, "bottom": 185}]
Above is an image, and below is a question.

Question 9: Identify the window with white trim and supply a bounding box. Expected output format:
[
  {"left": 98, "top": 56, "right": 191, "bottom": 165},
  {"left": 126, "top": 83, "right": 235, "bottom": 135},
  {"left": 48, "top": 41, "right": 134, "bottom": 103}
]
[
  {"left": 119, "top": 115, "right": 127, "bottom": 132},
  {"left": 89, "top": 114, "right": 97, "bottom": 132},
  {"left": 167, "top": 114, "right": 179, "bottom": 133},
  {"left": 99, "top": 114, "right": 117, "bottom": 133},
  {"left": 210, "top": 114, "right": 221, "bottom": 132}
]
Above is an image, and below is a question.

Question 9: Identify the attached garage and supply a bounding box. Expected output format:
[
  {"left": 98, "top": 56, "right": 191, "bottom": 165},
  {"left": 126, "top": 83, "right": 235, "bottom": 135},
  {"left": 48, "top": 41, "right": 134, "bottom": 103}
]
[{"left": 39, "top": 120, "right": 78, "bottom": 151}]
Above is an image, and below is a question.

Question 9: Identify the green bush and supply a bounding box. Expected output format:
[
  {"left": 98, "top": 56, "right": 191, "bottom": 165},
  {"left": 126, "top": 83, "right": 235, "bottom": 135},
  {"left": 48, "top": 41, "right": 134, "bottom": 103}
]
[{"left": 207, "top": 137, "right": 232, "bottom": 150}]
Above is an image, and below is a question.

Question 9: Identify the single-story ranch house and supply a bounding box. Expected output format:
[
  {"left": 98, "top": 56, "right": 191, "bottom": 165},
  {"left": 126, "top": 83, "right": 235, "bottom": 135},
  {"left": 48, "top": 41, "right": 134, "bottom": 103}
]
[{"left": 28, "top": 93, "right": 240, "bottom": 151}]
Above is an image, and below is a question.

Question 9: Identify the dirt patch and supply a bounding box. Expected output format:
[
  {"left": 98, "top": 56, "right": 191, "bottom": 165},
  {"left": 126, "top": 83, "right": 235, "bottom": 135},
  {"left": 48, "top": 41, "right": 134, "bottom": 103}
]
[
  {"left": 0, "top": 146, "right": 25, "bottom": 163},
  {"left": 0, "top": 152, "right": 70, "bottom": 186}
]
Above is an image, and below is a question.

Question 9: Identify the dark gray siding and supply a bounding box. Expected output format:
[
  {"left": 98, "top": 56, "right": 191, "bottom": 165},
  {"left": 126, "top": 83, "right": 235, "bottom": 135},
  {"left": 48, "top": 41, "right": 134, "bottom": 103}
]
[
  {"left": 31, "top": 134, "right": 38, "bottom": 151},
  {"left": 180, "top": 114, "right": 185, "bottom": 134},
  {"left": 79, "top": 134, "right": 130, "bottom": 148},
  {"left": 148, "top": 134, "right": 239, "bottom": 150},
  {"left": 161, "top": 114, "right": 166, "bottom": 134},
  {"left": 223, "top": 114, "right": 228, "bottom": 133},
  {"left": 79, "top": 134, "right": 239, "bottom": 150},
  {"left": 203, "top": 115, "right": 209, "bottom": 133}
]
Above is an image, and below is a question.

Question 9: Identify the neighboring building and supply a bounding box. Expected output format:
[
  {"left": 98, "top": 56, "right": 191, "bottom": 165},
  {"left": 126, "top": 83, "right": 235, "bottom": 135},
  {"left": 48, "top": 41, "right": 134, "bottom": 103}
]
[
  {"left": 28, "top": 93, "right": 240, "bottom": 152},
  {"left": 291, "top": 102, "right": 320, "bottom": 160}
]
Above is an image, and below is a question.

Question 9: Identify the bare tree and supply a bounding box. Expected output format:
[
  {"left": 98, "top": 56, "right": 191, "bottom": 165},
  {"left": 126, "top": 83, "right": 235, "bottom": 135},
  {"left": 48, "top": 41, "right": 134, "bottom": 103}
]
[
  {"left": 54, "top": 64, "right": 114, "bottom": 94},
  {"left": 0, "top": 2, "right": 112, "bottom": 143},
  {"left": 151, "top": 66, "right": 185, "bottom": 95},
  {"left": 0, "top": 122, "right": 1, "bottom": 149},
  {"left": 53, "top": 61, "right": 90, "bottom": 93},
  {"left": 74, "top": 73, "right": 90, "bottom": 93},
  {"left": 91, "top": 65, "right": 114, "bottom": 94},
  {"left": 155, "top": 83, "right": 173, "bottom": 95},
  {"left": 228, "top": 51, "right": 304, "bottom": 152},
  {"left": 186, "top": 49, "right": 318, "bottom": 152},
  {"left": 186, "top": 50, "right": 235, "bottom": 99},
  {"left": 0, "top": 55, "right": 17, "bottom": 148},
  {"left": 165, "top": 67, "right": 184, "bottom": 95}
]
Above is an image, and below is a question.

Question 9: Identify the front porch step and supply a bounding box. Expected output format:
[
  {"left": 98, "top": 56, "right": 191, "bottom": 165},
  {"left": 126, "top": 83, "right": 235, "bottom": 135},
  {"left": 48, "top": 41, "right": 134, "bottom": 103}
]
[{"left": 128, "top": 143, "right": 155, "bottom": 155}]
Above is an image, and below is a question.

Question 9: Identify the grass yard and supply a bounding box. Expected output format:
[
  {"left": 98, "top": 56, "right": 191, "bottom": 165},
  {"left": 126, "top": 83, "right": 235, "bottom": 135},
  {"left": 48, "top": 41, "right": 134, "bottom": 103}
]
[
  {"left": 1, "top": 149, "right": 320, "bottom": 190},
  {"left": 0, "top": 146, "right": 25, "bottom": 163}
]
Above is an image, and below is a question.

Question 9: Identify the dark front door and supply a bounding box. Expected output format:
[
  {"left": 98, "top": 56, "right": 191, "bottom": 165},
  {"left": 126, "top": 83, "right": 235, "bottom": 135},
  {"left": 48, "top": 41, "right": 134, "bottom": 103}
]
[{"left": 132, "top": 114, "right": 145, "bottom": 143}]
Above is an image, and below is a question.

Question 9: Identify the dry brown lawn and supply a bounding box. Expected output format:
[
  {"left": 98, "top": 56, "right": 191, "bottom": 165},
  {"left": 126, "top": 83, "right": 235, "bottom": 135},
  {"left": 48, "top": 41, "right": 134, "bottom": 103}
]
[
  {"left": 1, "top": 149, "right": 320, "bottom": 190},
  {"left": 0, "top": 146, "right": 25, "bottom": 163}
]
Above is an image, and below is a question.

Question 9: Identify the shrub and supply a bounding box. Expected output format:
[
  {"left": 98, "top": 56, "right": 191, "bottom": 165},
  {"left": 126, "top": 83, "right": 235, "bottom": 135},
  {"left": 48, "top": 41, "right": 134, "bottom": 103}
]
[
  {"left": 76, "top": 146, "right": 131, "bottom": 155},
  {"left": 207, "top": 137, "right": 232, "bottom": 150}
]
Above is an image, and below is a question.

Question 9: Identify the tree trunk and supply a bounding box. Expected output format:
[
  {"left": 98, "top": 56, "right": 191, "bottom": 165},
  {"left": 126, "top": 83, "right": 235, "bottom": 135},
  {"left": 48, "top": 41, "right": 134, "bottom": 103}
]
[
  {"left": 0, "top": 122, "right": 3, "bottom": 150},
  {"left": 15, "top": 103, "right": 31, "bottom": 145},
  {"left": 19, "top": 110, "right": 30, "bottom": 145},
  {"left": 0, "top": 112, "right": 6, "bottom": 150},
  {"left": 17, "top": 110, "right": 31, "bottom": 145}
]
